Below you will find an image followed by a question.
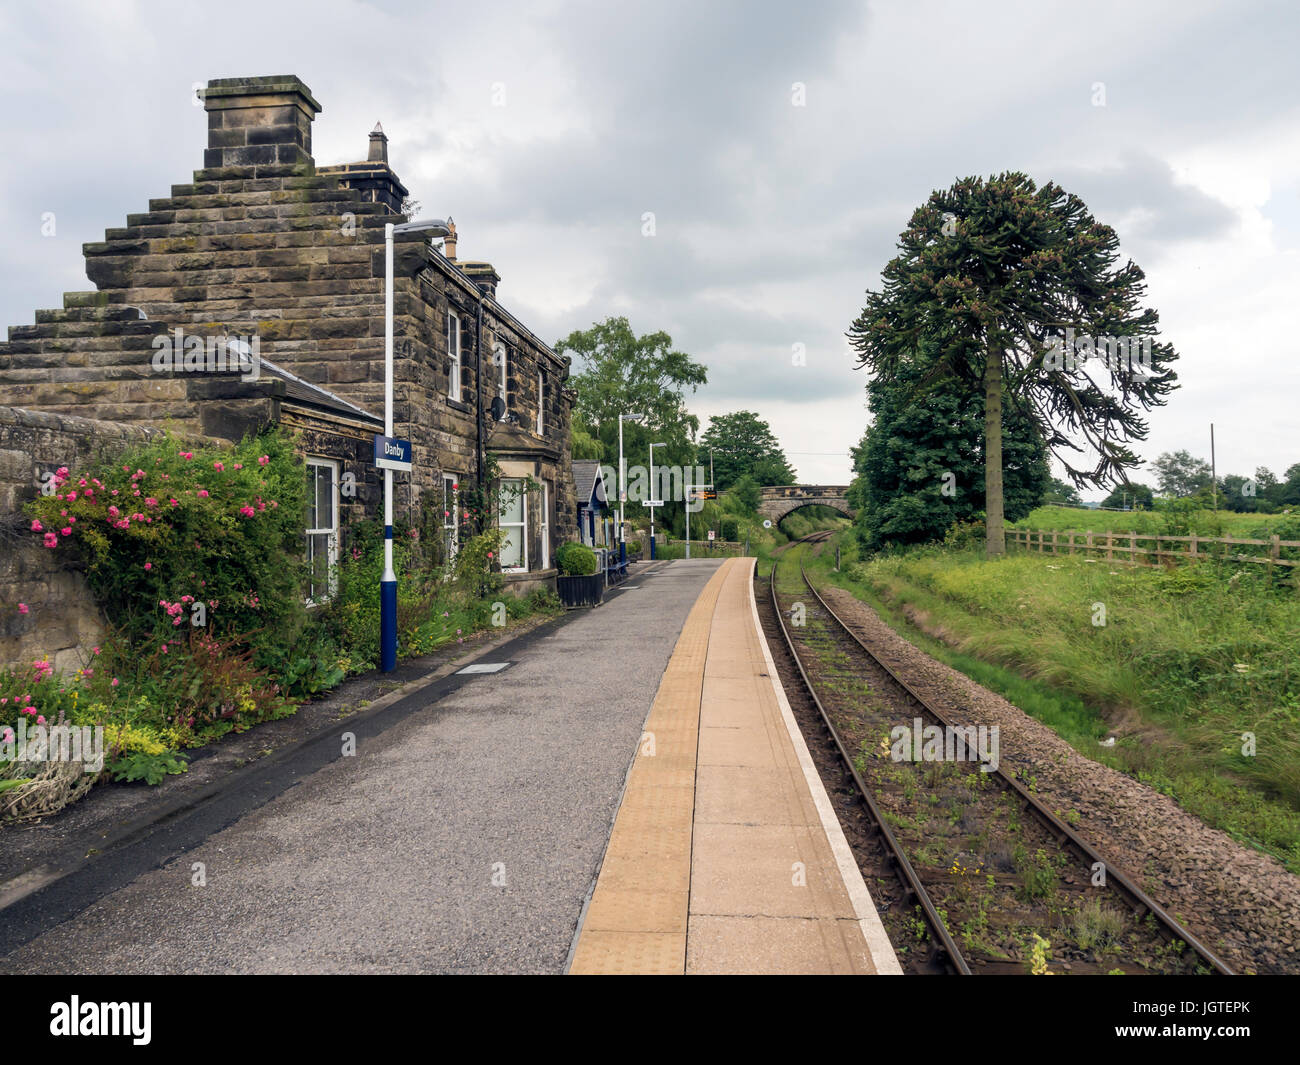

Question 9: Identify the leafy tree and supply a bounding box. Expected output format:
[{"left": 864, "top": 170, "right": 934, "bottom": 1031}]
[
  {"left": 557, "top": 317, "right": 708, "bottom": 537},
  {"left": 1152, "top": 450, "right": 1212, "bottom": 498},
  {"left": 1043, "top": 478, "right": 1081, "bottom": 505},
  {"left": 728, "top": 473, "right": 763, "bottom": 514},
  {"left": 849, "top": 172, "right": 1178, "bottom": 556},
  {"left": 1099, "top": 482, "right": 1154, "bottom": 509},
  {"left": 700, "top": 410, "right": 795, "bottom": 490},
  {"left": 850, "top": 342, "right": 1050, "bottom": 551}
]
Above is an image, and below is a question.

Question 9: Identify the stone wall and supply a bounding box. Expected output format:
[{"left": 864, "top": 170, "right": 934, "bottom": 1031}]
[{"left": 0, "top": 406, "right": 164, "bottom": 673}]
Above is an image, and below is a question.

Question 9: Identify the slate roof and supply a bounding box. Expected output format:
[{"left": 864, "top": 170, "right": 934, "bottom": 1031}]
[
  {"left": 572, "top": 459, "right": 607, "bottom": 506},
  {"left": 258, "top": 358, "right": 383, "bottom": 427}
]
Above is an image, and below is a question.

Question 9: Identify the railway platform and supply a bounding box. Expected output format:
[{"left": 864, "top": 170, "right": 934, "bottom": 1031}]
[{"left": 569, "top": 556, "right": 900, "bottom": 975}]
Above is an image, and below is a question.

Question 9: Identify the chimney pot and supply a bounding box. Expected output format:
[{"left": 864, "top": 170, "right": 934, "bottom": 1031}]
[
  {"left": 368, "top": 122, "right": 388, "bottom": 164},
  {"left": 443, "top": 218, "right": 458, "bottom": 260}
]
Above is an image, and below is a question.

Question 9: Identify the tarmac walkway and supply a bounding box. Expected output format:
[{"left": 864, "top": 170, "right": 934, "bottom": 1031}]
[
  {"left": 0, "top": 560, "right": 726, "bottom": 974},
  {"left": 569, "top": 557, "right": 900, "bottom": 975}
]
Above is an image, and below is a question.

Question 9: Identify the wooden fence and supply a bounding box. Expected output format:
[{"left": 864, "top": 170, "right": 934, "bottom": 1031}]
[{"left": 1007, "top": 527, "right": 1300, "bottom": 573}]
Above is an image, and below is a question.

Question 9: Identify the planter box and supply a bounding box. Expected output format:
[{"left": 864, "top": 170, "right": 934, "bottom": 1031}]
[{"left": 557, "top": 572, "right": 604, "bottom": 608}]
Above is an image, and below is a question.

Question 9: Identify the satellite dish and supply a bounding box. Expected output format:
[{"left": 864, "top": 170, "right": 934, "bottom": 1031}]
[{"left": 490, "top": 396, "right": 506, "bottom": 422}]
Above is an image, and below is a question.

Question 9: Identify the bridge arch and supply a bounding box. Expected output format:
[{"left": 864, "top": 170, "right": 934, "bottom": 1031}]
[{"left": 758, "top": 485, "right": 855, "bottom": 525}]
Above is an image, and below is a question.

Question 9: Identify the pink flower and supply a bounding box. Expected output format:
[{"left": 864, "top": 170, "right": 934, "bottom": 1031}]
[
  {"left": 17, "top": 603, "right": 28, "bottom": 614},
  {"left": 66, "top": 491, "right": 77, "bottom": 501},
  {"left": 111, "top": 677, "right": 119, "bottom": 687},
  {"left": 36, "top": 715, "right": 45, "bottom": 725},
  {"left": 258, "top": 455, "right": 270, "bottom": 466},
  {"left": 1, "top": 728, "right": 12, "bottom": 743},
  {"left": 61, "top": 527, "right": 72, "bottom": 537},
  {"left": 213, "top": 461, "right": 225, "bottom": 472},
  {"left": 145, "top": 498, "right": 157, "bottom": 506},
  {"left": 180, "top": 451, "right": 194, "bottom": 461},
  {"left": 239, "top": 505, "right": 255, "bottom": 518},
  {"left": 30, "top": 520, "right": 42, "bottom": 532},
  {"left": 233, "top": 463, "right": 243, "bottom": 470},
  {"left": 42, "top": 532, "right": 58, "bottom": 548},
  {"left": 197, "top": 490, "right": 209, "bottom": 498},
  {"left": 144, "top": 562, "right": 152, "bottom": 571},
  {"left": 487, "top": 551, "right": 494, "bottom": 559},
  {"left": 107, "top": 506, "right": 120, "bottom": 518},
  {"left": 161, "top": 644, "right": 168, "bottom": 654},
  {"left": 92, "top": 646, "right": 101, "bottom": 655}
]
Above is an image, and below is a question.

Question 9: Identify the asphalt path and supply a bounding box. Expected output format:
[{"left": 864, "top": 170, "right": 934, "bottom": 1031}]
[{"left": 0, "top": 560, "right": 723, "bottom": 974}]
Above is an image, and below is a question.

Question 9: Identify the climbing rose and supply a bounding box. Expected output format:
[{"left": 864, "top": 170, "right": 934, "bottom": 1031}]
[
  {"left": 144, "top": 562, "right": 152, "bottom": 571},
  {"left": 17, "top": 603, "right": 28, "bottom": 614},
  {"left": 258, "top": 455, "right": 270, "bottom": 466},
  {"left": 30, "top": 520, "right": 42, "bottom": 532}
]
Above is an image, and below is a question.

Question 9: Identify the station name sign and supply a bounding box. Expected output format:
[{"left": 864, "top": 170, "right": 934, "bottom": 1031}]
[{"left": 374, "top": 435, "right": 414, "bottom": 472}]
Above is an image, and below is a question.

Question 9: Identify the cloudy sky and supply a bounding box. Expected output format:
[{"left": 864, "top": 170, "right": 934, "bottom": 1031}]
[{"left": 1, "top": 0, "right": 1297, "bottom": 491}]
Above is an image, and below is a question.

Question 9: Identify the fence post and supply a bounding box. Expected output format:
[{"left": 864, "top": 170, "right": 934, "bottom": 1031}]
[
  {"left": 1271, "top": 534, "right": 1280, "bottom": 579},
  {"left": 1189, "top": 533, "right": 1197, "bottom": 565},
  {"left": 1106, "top": 531, "right": 1113, "bottom": 562},
  {"left": 1086, "top": 530, "right": 1093, "bottom": 559},
  {"left": 1131, "top": 531, "right": 1138, "bottom": 568},
  {"left": 1068, "top": 529, "right": 1076, "bottom": 555}
]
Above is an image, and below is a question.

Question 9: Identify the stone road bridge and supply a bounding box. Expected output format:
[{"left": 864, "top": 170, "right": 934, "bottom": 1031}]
[{"left": 758, "top": 485, "right": 855, "bottom": 524}]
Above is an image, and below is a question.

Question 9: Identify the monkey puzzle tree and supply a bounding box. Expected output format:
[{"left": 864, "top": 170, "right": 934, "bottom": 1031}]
[{"left": 848, "top": 172, "right": 1179, "bottom": 556}]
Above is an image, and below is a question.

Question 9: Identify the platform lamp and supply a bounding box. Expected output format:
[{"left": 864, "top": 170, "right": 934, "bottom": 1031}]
[
  {"left": 382, "top": 217, "right": 452, "bottom": 672},
  {"left": 618, "top": 412, "right": 645, "bottom": 565},
  {"left": 648, "top": 442, "right": 666, "bottom": 560}
]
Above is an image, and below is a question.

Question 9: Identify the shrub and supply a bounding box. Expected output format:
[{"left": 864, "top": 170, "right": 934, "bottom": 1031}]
[
  {"left": 556, "top": 542, "right": 598, "bottom": 576},
  {"left": 720, "top": 517, "right": 739, "bottom": 542}
]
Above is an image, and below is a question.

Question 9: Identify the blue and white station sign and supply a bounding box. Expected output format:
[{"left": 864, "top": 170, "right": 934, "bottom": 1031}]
[{"left": 374, "top": 434, "right": 414, "bottom": 472}]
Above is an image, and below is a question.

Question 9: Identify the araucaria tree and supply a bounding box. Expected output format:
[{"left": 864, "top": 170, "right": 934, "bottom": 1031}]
[{"left": 849, "top": 172, "right": 1179, "bottom": 556}]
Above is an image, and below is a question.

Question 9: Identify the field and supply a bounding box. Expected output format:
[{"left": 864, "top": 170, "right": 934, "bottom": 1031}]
[
  {"left": 814, "top": 535, "right": 1300, "bottom": 873},
  {"left": 1013, "top": 504, "right": 1300, "bottom": 539}
]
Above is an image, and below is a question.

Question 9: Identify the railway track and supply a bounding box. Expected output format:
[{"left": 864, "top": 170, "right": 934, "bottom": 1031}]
[{"left": 762, "top": 536, "right": 1234, "bottom": 976}]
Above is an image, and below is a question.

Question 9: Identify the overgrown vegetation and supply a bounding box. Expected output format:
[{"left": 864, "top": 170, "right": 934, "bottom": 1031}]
[
  {"left": 1, "top": 429, "right": 560, "bottom": 817},
  {"left": 817, "top": 532, "right": 1300, "bottom": 873}
]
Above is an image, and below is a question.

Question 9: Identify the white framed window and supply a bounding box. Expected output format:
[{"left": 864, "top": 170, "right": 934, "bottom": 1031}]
[
  {"left": 442, "top": 473, "right": 459, "bottom": 564},
  {"left": 541, "top": 480, "right": 550, "bottom": 570},
  {"left": 536, "top": 370, "right": 545, "bottom": 434},
  {"left": 446, "top": 308, "right": 461, "bottom": 401},
  {"left": 305, "top": 458, "right": 338, "bottom": 604},
  {"left": 499, "top": 478, "right": 527, "bottom": 572},
  {"left": 494, "top": 340, "right": 507, "bottom": 400}
]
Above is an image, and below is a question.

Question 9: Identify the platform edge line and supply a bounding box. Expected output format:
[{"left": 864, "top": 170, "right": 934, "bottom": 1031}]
[{"left": 745, "top": 557, "right": 904, "bottom": 976}]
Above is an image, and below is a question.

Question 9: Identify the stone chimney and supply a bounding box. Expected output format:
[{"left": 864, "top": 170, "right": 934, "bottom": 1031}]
[
  {"left": 200, "top": 75, "right": 321, "bottom": 170},
  {"left": 315, "top": 120, "right": 409, "bottom": 215},
  {"left": 442, "top": 218, "right": 458, "bottom": 260},
  {"left": 368, "top": 122, "right": 388, "bottom": 163},
  {"left": 461, "top": 261, "right": 501, "bottom": 299}
]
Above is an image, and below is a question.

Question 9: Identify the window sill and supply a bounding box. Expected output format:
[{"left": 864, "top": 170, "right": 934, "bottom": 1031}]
[{"left": 447, "top": 397, "right": 472, "bottom": 415}]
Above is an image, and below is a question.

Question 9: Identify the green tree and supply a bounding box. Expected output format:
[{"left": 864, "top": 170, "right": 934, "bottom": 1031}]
[
  {"left": 849, "top": 172, "right": 1178, "bottom": 557},
  {"left": 699, "top": 411, "right": 796, "bottom": 490},
  {"left": 557, "top": 317, "right": 708, "bottom": 537},
  {"left": 1043, "top": 477, "right": 1081, "bottom": 505},
  {"left": 1099, "top": 482, "right": 1154, "bottom": 509},
  {"left": 1152, "top": 450, "right": 1212, "bottom": 498},
  {"left": 850, "top": 342, "right": 1050, "bottom": 551}
]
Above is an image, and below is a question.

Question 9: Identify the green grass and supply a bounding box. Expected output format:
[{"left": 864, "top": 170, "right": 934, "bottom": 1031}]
[
  {"left": 1014, "top": 505, "right": 1300, "bottom": 540},
  {"left": 801, "top": 534, "right": 1300, "bottom": 873}
]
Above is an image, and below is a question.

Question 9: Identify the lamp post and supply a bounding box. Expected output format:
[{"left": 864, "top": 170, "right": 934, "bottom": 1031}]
[
  {"left": 618, "top": 412, "right": 644, "bottom": 565},
  {"left": 383, "top": 217, "right": 451, "bottom": 672},
  {"left": 648, "top": 442, "right": 665, "bottom": 560}
]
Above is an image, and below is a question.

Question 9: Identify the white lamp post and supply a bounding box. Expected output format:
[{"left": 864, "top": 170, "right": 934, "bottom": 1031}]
[
  {"left": 648, "top": 441, "right": 665, "bottom": 560},
  {"left": 382, "top": 217, "right": 451, "bottom": 672},
  {"left": 618, "top": 412, "right": 644, "bottom": 565}
]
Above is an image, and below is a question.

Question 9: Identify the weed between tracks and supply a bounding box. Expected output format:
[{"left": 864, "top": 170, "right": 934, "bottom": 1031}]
[{"left": 773, "top": 542, "right": 1206, "bottom": 975}]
